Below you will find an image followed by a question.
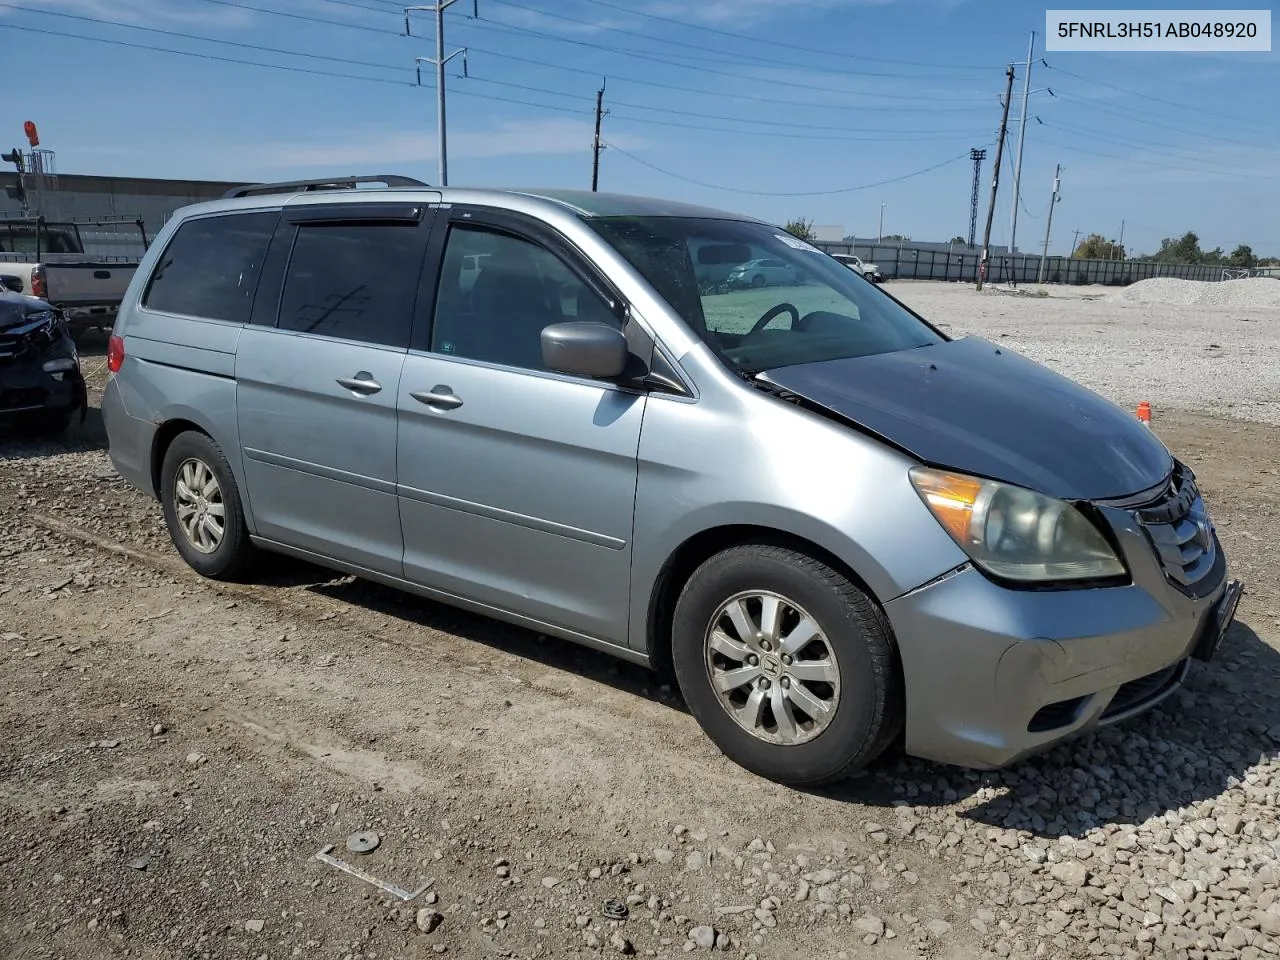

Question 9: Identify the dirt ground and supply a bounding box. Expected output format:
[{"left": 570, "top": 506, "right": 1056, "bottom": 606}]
[{"left": 2, "top": 318, "right": 1279, "bottom": 960}]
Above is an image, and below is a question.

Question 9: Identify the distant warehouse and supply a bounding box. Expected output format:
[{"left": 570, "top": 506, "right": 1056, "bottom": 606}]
[{"left": 0, "top": 171, "right": 245, "bottom": 240}]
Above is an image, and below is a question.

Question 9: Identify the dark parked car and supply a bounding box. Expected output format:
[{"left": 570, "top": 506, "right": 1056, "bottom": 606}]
[{"left": 0, "top": 289, "right": 86, "bottom": 434}]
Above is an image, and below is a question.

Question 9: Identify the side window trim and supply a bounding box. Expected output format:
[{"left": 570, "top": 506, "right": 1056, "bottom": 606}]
[
  {"left": 410, "top": 207, "right": 625, "bottom": 356},
  {"left": 247, "top": 217, "right": 295, "bottom": 328}
]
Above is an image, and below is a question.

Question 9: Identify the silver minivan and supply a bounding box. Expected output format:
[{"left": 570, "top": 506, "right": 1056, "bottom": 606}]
[{"left": 102, "top": 176, "right": 1241, "bottom": 785}]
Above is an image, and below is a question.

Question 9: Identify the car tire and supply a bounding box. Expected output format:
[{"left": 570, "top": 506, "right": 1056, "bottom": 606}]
[
  {"left": 671, "top": 544, "right": 902, "bottom": 786},
  {"left": 750, "top": 274, "right": 766, "bottom": 288},
  {"left": 160, "top": 430, "right": 256, "bottom": 581}
]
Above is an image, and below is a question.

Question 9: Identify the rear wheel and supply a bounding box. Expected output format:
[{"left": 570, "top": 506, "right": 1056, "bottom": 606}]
[
  {"left": 672, "top": 544, "right": 902, "bottom": 786},
  {"left": 160, "top": 430, "right": 256, "bottom": 580}
]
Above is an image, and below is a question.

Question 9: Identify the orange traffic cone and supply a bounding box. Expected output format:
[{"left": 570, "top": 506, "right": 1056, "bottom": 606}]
[{"left": 1137, "top": 401, "right": 1151, "bottom": 428}]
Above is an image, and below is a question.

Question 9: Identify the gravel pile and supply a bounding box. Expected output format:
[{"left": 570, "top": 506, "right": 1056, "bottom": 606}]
[
  {"left": 1112, "top": 277, "right": 1280, "bottom": 309},
  {"left": 890, "top": 280, "right": 1280, "bottom": 425}
]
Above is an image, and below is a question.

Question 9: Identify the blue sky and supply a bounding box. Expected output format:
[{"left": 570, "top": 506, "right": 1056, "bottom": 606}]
[{"left": 1, "top": 0, "right": 1276, "bottom": 256}]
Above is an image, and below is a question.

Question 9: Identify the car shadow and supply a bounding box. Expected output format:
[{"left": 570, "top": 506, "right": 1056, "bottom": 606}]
[
  {"left": 260, "top": 556, "right": 1277, "bottom": 840},
  {"left": 0, "top": 403, "right": 108, "bottom": 456},
  {"left": 254, "top": 558, "right": 688, "bottom": 711},
  {"left": 815, "top": 618, "right": 1280, "bottom": 839}
]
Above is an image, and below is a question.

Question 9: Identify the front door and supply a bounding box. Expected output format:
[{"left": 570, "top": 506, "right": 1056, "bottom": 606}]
[
  {"left": 396, "top": 212, "right": 646, "bottom": 644},
  {"left": 236, "top": 202, "right": 433, "bottom": 575}
]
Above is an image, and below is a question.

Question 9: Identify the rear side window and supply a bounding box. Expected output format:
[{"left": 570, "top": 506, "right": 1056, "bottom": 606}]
[
  {"left": 277, "top": 222, "right": 425, "bottom": 348},
  {"left": 142, "top": 213, "right": 277, "bottom": 322}
]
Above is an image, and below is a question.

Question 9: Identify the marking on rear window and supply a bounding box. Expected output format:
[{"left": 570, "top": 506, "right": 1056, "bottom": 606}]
[{"left": 774, "top": 233, "right": 823, "bottom": 253}]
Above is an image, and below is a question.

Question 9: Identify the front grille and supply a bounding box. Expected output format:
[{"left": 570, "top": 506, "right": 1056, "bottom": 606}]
[
  {"left": 1100, "top": 660, "right": 1186, "bottom": 721},
  {"left": 1132, "top": 465, "right": 1217, "bottom": 592},
  {"left": 0, "top": 386, "right": 48, "bottom": 410}
]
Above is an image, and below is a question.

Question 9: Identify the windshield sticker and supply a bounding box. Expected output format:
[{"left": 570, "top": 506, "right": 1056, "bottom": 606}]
[{"left": 774, "top": 233, "right": 824, "bottom": 254}]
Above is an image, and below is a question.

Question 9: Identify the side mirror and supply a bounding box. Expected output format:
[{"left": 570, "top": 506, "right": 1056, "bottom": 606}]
[
  {"left": 0, "top": 274, "right": 23, "bottom": 293},
  {"left": 541, "top": 321, "right": 629, "bottom": 379}
]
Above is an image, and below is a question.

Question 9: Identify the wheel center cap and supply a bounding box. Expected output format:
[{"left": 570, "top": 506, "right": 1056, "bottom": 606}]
[{"left": 760, "top": 654, "right": 783, "bottom": 680}]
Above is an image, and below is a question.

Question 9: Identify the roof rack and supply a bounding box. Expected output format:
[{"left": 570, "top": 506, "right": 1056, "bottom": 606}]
[{"left": 223, "top": 175, "right": 430, "bottom": 199}]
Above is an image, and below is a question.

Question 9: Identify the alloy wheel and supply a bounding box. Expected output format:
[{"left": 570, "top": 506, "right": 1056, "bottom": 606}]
[
  {"left": 704, "top": 591, "right": 841, "bottom": 745},
  {"left": 173, "top": 457, "right": 225, "bottom": 554}
]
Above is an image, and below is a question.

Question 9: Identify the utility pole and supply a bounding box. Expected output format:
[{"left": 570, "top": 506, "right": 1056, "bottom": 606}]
[
  {"left": 1008, "top": 30, "right": 1035, "bottom": 259},
  {"left": 591, "top": 78, "right": 607, "bottom": 192},
  {"left": 407, "top": 2, "right": 469, "bottom": 186},
  {"left": 878, "top": 202, "right": 885, "bottom": 242},
  {"left": 967, "top": 147, "right": 986, "bottom": 248},
  {"left": 1071, "top": 229, "right": 1081, "bottom": 257},
  {"left": 1037, "top": 163, "right": 1061, "bottom": 284},
  {"left": 1117, "top": 219, "right": 1125, "bottom": 260},
  {"left": 977, "top": 64, "right": 1016, "bottom": 291}
]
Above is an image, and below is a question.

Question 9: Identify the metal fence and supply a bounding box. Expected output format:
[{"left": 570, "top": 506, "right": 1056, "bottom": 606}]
[{"left": 815, "top": 242, "right": 1229, "bottom": 285}]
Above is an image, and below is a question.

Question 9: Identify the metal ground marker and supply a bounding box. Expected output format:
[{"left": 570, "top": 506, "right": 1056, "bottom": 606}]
[{"left": 314, "top": 845, "right": 434, "bottom": 902}]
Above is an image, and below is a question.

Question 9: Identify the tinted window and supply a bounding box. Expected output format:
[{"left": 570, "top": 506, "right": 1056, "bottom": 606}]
[
  {"left": 143, "top": 213, "right": 277, "bottom": 323},
  {"left": 431, "top": 224, "right": 618, "bottom": 372},
  {"left": 277, "top": 222, "right": 424, "bottom": 348}
]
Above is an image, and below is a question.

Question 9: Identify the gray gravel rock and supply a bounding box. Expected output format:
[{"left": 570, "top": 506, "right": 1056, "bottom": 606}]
[
  {"left": 689, "top": 926, "right": 716, "bottom": 949},
  {"left": 415, "top": 910, "right": 443, "bottom": 934}
]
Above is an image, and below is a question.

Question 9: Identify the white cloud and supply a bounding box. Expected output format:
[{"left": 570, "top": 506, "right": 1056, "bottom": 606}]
[
  {"left": 643, "top": 0, "right": 897, "bottom": 27},
  {"left": 0, "top": 0, "right": 256, "bottom": 27},
  {"left": 249, "top": 118, "right": 648, "bottom": 168}
]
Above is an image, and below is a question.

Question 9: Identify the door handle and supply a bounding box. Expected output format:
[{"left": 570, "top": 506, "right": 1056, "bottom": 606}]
[
  {"left": 336, "top": 372, "right": 382, "bottom": 395},
  {"left": 411, "top": 386, "right": 464, "bottom": 410}
]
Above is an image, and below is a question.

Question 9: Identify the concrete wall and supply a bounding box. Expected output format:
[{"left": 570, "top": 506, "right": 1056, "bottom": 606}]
[{"left": 0, "top": 173, "right": 244, "bottom": 257}]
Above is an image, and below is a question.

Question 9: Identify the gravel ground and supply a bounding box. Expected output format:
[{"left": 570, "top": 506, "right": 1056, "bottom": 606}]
[
  {"left": 2, "top": 300, "right": 1280, "bottom": 960},
  {"left": 887, "top": 280, "right": 1280, "bottom": 426}
]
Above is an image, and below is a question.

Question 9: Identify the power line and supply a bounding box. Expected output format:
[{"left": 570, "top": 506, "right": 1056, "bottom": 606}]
[
  {"left": 1042, "top": 63, "right": 1273, "bottom": 131},
  {"left": 0, "top": 2, "right": 405, "bottom": 71},
  {"left": 0, "top": 7, "right": 991, "bottom": 144},
  {"left": 192, "top": 0, "right": 397, "bottom": 35},
  {"left": 1034, "top": 134, "right": 1280, "bottom": 182},
  {"left": 485, "top": 0, "right": 984, "bottom": 80},
  {"left": 463, "top": 75, "right": 984, "bottom": 137},
  {"left": 1052, "top": 91, "right": 1277, "bottom": 150},
  {"left": 604, "top": 143, "right": 979, "bottom": 197},
  {"left": 461, "top": 15, "right": 995, "bottom": 104},
  {"left": 573, "top": 0, "right": 992, "bottom": 72},
  {"left": 0, "top": 19, "right": 410, "bottom": 83},
  {"left": 455, "top": 27, "right": 995, "bottom": 114},
  {"left": 1046, "top": 119, "right": 1280, "bottom": 168}
]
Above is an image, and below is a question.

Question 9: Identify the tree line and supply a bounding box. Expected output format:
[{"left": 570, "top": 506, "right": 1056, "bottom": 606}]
[{"left": 1071, "top": 231, "right": 1272, "bottom": 267}]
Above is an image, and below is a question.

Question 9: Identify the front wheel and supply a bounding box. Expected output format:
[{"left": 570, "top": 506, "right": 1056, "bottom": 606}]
[
  {"left": 160, "top": 430, "right": 257, "bottom": 580},
  {"left": 750, "top": 274, "right": 766, "bottom": 288},
  {"left": 671, "top": 544, "right": 902, "bottom": 786}
]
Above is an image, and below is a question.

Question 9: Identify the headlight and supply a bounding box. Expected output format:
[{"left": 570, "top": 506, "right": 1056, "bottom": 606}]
[
  {"left": 909, "top": 467, "right": 1126, "bottom": 583},
  {"left": 43, "top": 357, "right": 78, "bottom": 373}
]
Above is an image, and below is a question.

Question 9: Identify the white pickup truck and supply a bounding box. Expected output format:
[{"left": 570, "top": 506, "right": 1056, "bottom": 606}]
[
  {"left": 0, "top": 216, "right": 147, "bottom": 333},
  {"left": 830, "top": 252, "right": 884, "bottom": 283}
]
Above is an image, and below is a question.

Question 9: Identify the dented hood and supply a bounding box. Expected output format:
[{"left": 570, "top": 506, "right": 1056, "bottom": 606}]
[{"left": 758, "top": 336, "right": 1173, "bottom": 501}]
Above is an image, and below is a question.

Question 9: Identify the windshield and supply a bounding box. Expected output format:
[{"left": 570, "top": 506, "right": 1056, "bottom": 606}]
[{"left": 587, "top": 216, "right": 940, "bottom": 374}]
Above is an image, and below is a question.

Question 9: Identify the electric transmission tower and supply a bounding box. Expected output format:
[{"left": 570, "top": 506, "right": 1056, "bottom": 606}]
[{"left": 967, "top": 148, "right": 986, "bottom": 248}]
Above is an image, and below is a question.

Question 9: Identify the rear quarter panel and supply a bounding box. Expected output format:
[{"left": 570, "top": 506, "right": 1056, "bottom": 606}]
[{"left": 109, "top": 209, "right": 255, "bottom": 529}]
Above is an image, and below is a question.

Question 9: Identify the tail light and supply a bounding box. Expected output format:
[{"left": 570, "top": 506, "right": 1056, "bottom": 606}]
[
  {"left": 107, "top": 335, "right": 125, "bottom": 374},
  {"left": 31, "top": 264, "right": 47, "bottom": 299}
]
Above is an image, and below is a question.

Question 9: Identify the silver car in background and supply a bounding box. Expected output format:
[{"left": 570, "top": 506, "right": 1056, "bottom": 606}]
[{"left": 102, "top": 176, "right": 1241, "bottom": 786}]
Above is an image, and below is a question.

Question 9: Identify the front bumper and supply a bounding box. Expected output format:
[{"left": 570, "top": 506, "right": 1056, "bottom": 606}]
[
  {"left": 885, "top": 500, "right": 1234, "bottom": 769},
  {"left": 0, "top": 352, "right": 84, "bottom": 422}
]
